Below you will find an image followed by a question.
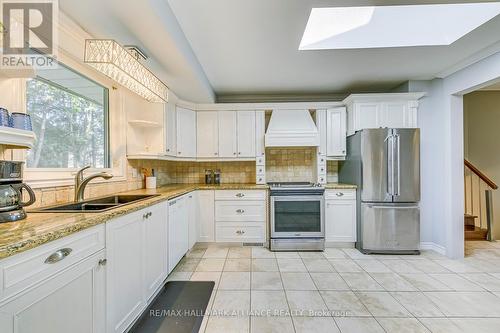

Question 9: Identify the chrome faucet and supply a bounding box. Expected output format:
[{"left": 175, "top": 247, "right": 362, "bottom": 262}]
[{"left": 74, "top": 166, "right": 113, "bottom": 202}]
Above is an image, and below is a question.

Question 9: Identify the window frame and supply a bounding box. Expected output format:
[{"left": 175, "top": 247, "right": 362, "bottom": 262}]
[{"left": 22, "top": 52, "right": 128, "bottom": 188}]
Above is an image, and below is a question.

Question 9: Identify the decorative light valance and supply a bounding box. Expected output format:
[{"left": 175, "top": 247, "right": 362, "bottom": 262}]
[{"left": 84, "top": 39, "right": 168, "bottom": 103}]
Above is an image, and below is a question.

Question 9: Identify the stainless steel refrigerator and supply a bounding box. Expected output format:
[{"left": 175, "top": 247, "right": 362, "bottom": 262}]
[{"left": 339, "top": 128, "right": 420, "bottom": 254}]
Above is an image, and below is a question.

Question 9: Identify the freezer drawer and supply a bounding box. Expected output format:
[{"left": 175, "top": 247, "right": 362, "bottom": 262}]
[{"left": 361, "top": 203, "right": 420, "bottom": 253}]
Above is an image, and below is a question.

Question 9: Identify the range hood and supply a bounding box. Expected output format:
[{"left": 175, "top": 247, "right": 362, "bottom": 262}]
[{"left": 265, "top": 110, "right": 320, "bottom": 147}]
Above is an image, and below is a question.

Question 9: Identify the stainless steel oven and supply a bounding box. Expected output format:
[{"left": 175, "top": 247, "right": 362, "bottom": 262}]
[{"left": 269, "top": 182, "right": 325, "bottom": 251}]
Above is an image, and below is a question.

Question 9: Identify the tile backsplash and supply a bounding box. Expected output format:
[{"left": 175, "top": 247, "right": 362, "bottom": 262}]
[{"left": 265, "top": 147, "right": 316, "bottom": 182}]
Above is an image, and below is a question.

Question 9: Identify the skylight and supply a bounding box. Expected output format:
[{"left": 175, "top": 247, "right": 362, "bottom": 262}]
[{"left": 299, "top": 3, "right": 500, "bottom": 50}]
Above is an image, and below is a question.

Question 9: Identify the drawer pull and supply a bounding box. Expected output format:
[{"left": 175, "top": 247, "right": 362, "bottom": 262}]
[
  {"left": 336, "top": 192, "right": 344, "bottom": 197},
  {"left": 44, "top": 248, "right": 72, "bottom": 264},
  {"left": 236, "top": 230, "right": 246, "bottom": 235},
  {"left": 98, "top": 259, "right": 107, "bottom": 266},
  {"left": 236, "top": 209, "right": 245, "bottom": 214},
  {"left": 142, "top": 212, "right": 152, "bottom": 219},
  {"left": 235, "top": 193, "right": 245, "bottom": 198}
]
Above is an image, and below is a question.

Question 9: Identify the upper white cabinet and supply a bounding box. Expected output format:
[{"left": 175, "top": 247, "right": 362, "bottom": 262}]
[
  {"left": 237, "top": 111, "right": 256, "bottom": 157},
  {"left": 255, "top": 111, "right": 265, "bottom": 158},
  {"left": 343, "top": 93, "right": 424, "bottom": 136},
  {"left": 326, "top": 107, "right": 347, "bottom": 158},
  {"left": 218, "top": 111, "right": 238, "bottom": 158},
  {"left": 197, "top": 111, "right": 219, "bottom": 158},
  {"left": 176, "top": 107, "right": 197, "bottom": 158}
]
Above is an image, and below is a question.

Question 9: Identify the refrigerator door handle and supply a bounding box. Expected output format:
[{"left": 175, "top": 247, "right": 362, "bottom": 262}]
[
  {"left": 367, "top": 205, "right": 419, "bottom": 210},
  {"left": 385, "top": 134, "right": 394, "bottom": 196},
  {"left": 394, "top": 133, "right": 400, "bottom": 196}
]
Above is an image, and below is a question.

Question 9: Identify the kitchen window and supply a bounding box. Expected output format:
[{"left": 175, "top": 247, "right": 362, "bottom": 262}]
[{"left": 26, "top": 63, "right": 110, "bottom": 169}]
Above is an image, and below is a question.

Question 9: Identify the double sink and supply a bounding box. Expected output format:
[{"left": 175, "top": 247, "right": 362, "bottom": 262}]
[{"left": 32, "top": 194, "right": 160, "bottom": 213}]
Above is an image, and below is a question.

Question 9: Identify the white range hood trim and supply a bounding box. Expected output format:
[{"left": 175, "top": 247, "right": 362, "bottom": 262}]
[{"left": 265, "top": 109, "right": 320, "bottom": 147}]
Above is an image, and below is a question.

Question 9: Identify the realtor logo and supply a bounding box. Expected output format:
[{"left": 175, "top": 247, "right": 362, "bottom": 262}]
[{"left": 1, "top": 0, "right": 58, "bottom": 69}]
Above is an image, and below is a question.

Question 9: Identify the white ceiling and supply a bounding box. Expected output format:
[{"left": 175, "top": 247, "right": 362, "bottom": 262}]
[
  {"left": 167, "top": 0, "right": 500, "bottom": 99},
  {"left": 60, "top": 0, "right": 500, "bottom": 102}
]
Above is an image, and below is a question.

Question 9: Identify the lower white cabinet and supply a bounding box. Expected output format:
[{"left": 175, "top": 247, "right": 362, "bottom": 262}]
[
  {"left": 187, "top": 192, "right": 198, "bottom": 249},
  {"left": 325, "top": 189, "right": 357, "bottom": 243},
  {"left": 197, "top": 190, "right": 215, "bottom": 242},
  {"left": 106, "top": 202, "right": 168, "bottom": 333},
  {"left": 0, "top": 250, "right": 106, "bottom": 333},
  {"left": 168, "top": 195, "right": 189, "bottom": 273}
]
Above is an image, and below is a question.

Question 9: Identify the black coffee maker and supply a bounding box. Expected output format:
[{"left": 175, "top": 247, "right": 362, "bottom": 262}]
[{"left": 0, "top": 161, "right": 36, "bottom": 223}]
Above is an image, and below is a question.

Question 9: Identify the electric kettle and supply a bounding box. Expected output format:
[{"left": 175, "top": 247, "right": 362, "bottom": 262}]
[{"left": 0, "top": 161, "right": 36, "bottom": 223}]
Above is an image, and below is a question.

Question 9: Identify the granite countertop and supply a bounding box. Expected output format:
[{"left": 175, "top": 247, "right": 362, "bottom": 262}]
[{"left": 0, "top": 182, "right": 354, "bottom": 260}]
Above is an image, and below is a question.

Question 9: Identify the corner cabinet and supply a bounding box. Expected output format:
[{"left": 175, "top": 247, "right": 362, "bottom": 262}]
[
  {"left": 343, "top": 93, "right": 424, "bottom": 136},
  {"left": 325, "top": 189, "right": 357, "bottom": 243}
]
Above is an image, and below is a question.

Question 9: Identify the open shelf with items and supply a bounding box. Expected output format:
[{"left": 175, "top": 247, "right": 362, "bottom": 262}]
[{"left": 0, "top": 126, "right": 36, "bottom": 149}]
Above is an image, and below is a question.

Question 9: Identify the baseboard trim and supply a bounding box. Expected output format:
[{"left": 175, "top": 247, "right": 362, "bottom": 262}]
[{"left": 420, "top": 242, "right": 446, "bottom": 255}]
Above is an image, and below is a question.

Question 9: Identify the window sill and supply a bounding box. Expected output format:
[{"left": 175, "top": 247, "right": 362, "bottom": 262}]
[{"left": 24, "top": 167, "right": 128, "bottom": 189}]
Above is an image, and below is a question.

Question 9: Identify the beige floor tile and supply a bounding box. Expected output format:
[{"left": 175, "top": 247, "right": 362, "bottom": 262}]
[
  {"left": 228, "top": 247, "right": 251, "bottom": 258},
  {"left": 196, "top": 258, "right": 226, "bottom": 272},
  {"left": 310, "top": 272, "right": 349, "bottom": 290},
  {"left": 451, "top": 318, "right": 500, "bottom": 333},
  {"left": 299, "top": 252, "right": 326, "bottom": 259},
  {"left": 399, "top": 273, "right": 452, "bottom": 291},
  {"left": 281, "top": 272, "right": 317, "bottom": 290},
  {"left": 355, "top": 259, "right": 392, "bottom": 273},
  {"left": 173, "top": 258, "right": 200, "bottom": 272},
  {"left": 323, "top": 248, "right": 348, "bottom": 259},
  {"left": 404, "top": 259, "right": 450, "bottom": 273},
  {"left": 185, "top": 248, "right": 206, "bottom": 258},
  {"left": 292, "top": 316, "right": 340, "bottom": 333},
  {"left": 277, "top": 258, "right": 308, "bottom": 272},
  {"left": 461, "top": 273, "right": 500, "bottom": 291},
  {"left": 334, "top": 317, "right": 385, "bottom": 333},
  {"left": 251, "top": 247, "right": 275, "bottom": 258},
  {"left": 418, "top": 318, "right": 462, "bottom": 333},
  {"left": 166, "top": 272, "right": 192, "bottom": 281},
  {"left": 251, "top": 290, "right": 290, "bottom": 314},
  {"left": 380, "top": 259, "right": 422, "bottom": 273},
  {"left": 370, "top": 273, "right": 418, "bottom": 291},
  {"left": 340, "top": 272, "right": 384, "bottom": 291},
  {"left": 303, "top": 258, "right": 335, "bottom": 272},
  {"left": 203, "top": 246, "right": 229, "bottom": 258},
  {"left": 356, "top": 292, "right": 411, "bottom": 317},
  {"left": 432, "top": 259, "right": 480, "bottom": 273},
  {"left": 320, "top": 291, "right": 371, "bottom": 317},
  {"left": 251, "top": 272, "right": 283, "bottom": 290},
  {"left": 250, "top": 316, "right": 294, "bottom": 333},
  {"left": 275, "top": 251, "right": 300, "bottom": 258},
  {"left": 205, "top": 316, "right": 249, "bottom": 333},
  {"left": 342, "top": 248, "right": 370, "bottom": 259},
  {"left": 224, "top": 259, "right": 251, "bottom": 272},
  {"left": 190, "top": 272, "right": 222, "bottom": 287},
  {"left": 429, "top": 273, "right": 484, "bottom": 291},
  {"left": 424, "top": 291, "right": 500, "bottom": 317},
  {"left": 251, "top": 258, "right": 279, "bottom": 272},
  {"left": 211, "top": 290, "right": 250, "bottom": 315},
  {"left": 219, "top": 272, "right": 251, "bottom": 290},
  {"left": 390, "top": 292, "right": 444, "bottom": 317},
  {"left": 377, "top": 318, "right": 430, "bottom": 333},
  {"left": 286, "top": 290, "right": 328, "bottom": 316},
  {"left": 328, "top": 259, "right": 363, "bottom": 272}
]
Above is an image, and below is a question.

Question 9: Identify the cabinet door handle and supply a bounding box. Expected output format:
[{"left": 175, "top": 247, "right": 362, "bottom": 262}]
[
  {"left": 178, "top": 152, "right": 181, "bottom": 155},
  {"left": 238, "top": 152, "right": 241, "bottom": 155},
  {"left": 45, "top": 248, "right": 72, "bottom": 264},
  {"left": 167, "top": 148, "right": 170, "bottom": 152},
  {"left": 98, "top": 258, "right": 107, "bottom": 266},
  {"left": 233, "top": 152, "right": 237, "bottom": 155},
  {"left": 214, "top": 152, "right": 218, "bottom": 155},
  {"left": 236, "top": 209, "right": 245, "bottom": 214},
  {"left": 235, "top": 193, "right": 245, "bottom": 198}
]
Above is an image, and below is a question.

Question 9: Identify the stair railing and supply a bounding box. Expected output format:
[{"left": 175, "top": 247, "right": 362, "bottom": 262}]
[{"left": 464, "top": 159, "right": 497, "bottom": 240}]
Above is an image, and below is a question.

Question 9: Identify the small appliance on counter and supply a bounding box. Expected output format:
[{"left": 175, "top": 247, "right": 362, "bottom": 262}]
[
  {"left": 0, "top": 161, "right": 36, "bottom": 223},
  {"left": 214, "top": 169, "right": 221, "bottom": 185},
  {"left": 205, "top": 169, "right": 213, "bottom": 184}
]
